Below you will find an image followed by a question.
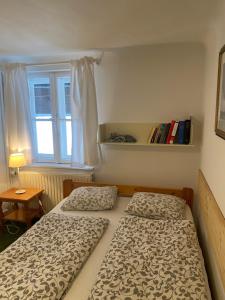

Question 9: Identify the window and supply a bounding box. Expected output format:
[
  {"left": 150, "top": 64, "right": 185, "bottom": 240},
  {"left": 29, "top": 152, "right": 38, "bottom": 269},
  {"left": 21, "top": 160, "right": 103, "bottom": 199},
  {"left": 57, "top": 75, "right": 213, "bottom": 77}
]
[{"left": 28, "top": 72, "right": 72, "bottom": 163}]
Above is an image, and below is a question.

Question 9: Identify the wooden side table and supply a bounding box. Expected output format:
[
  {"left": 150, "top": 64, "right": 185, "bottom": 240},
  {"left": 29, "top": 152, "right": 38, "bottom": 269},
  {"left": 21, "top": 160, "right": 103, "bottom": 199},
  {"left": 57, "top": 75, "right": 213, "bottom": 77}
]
[{"left": 0, "top": 188, "right": 44, "bottom": 228}]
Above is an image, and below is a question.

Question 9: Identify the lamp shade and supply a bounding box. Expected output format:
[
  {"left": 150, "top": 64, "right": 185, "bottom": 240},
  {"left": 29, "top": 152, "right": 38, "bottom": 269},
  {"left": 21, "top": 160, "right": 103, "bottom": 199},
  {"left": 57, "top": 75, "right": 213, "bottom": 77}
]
[{"left": 9, "top": 153, "right": 26, "bottom": 168}]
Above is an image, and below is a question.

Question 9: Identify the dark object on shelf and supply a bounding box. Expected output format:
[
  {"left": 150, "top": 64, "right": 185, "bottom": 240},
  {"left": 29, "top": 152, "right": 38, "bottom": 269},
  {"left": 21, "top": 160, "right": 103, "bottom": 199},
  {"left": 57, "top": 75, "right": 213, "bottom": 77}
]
[
  {"left": 108, "top": 133, "right": 137, "bottom": 143},
  {"left": 174, "top": 121, "right": 185, "bottom": 144},
  {"left": 163, "top": 123, "right": 171, "bottom": 143},
  {"left": 184, "top": 119, "right": 191, "bottom": 144}
]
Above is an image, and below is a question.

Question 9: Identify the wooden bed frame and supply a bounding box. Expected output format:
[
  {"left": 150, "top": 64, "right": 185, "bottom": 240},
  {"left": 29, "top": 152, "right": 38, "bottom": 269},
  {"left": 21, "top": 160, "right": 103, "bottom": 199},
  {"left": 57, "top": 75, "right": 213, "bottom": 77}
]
[
  {"left": 198, "top": 170, "right": 225, "bottom": 295},
  {"left": 63, "top": 180, "right": 194, "bottom": 208}
]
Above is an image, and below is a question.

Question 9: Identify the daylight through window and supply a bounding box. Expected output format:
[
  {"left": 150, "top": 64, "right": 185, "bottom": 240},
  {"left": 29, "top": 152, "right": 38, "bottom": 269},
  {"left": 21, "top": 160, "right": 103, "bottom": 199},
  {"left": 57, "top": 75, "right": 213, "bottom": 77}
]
[{"left": 28, "top": 72, "right": 72, "bottom": 163}]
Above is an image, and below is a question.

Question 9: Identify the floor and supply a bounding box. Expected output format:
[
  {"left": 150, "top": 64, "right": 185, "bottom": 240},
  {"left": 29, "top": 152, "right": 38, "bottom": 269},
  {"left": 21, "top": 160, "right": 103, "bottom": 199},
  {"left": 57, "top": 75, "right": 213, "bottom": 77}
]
[{"left": 0, "top": 221, "right": 27, "bottom": 252}]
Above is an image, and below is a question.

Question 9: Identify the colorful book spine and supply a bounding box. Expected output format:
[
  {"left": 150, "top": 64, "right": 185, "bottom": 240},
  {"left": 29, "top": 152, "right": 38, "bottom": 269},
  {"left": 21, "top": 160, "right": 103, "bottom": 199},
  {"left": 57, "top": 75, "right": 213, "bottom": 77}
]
[
  {"left": 159, "top": 124, "right": 166, "bottom": 143},
  {"left": 173, "top": 122, "right": 180, "bottom": 144},
  {"left": 153, "top": 127, "right": 160, "bottom": 143},
  {"left": 156, "top": 124, "right": 164, "bottom": 143},
  {"left": 163, "top": 123, "right": 171, "bottom": 143},
  {"left": 166, "top": 120, "right": 175, "bottom": 144},
  {"left": 147, "top": 128, "right": 155, "bottom": 143},
  {"left": 178, "top": 121, "right": 185, "bottom": 144},
  {"left": 148, "top": 118, "right": 191, "bottom": 145},
  {"left": 169, "top": 121, "right": 179, "bottom": 144},
  {"left": 150, "top": 127, "right": 158, "bottom": 143}
]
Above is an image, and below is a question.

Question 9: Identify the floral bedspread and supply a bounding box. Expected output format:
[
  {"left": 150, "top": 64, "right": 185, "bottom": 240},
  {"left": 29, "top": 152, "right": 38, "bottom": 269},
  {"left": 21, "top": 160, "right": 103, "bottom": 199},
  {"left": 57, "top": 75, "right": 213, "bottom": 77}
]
[
  {"left": 89, "top": 216, "right": 209, "bottom": 300},
  {"left": 0, "top": 213, "right": 109, "bottom": 300}
]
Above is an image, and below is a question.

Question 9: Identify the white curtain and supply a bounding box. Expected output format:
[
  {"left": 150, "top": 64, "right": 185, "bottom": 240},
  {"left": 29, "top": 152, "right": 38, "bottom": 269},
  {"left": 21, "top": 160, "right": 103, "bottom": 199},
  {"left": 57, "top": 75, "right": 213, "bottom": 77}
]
[
  {"left": 0, "top": 70, "right": 10, "bottom": 190},
  {"left": 70, "top": 57, "right": 99, "bottom": 167},
  {"left": 3, "top": 64, "right": 32, "bottom": 163}
]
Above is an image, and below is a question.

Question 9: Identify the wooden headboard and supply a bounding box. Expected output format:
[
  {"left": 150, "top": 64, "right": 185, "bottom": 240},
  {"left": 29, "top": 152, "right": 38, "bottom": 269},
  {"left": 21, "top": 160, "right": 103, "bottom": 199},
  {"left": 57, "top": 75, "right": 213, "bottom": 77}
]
[
  {"left": 63, "top": 180, "right": 193, "bottom": 208},
  {"left": 198, "top": 170, "right": 225, "bottom": 292}
]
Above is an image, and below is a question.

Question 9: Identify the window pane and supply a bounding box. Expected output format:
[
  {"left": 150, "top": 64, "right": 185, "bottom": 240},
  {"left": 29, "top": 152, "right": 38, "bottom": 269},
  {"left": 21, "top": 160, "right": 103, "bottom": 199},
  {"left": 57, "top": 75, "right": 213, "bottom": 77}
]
[
  {"left": 59, "top": 120, "right": 71, "bottom": 159},
  {"left": 36, "top": 120, "right": 54, "bottom": 154},
  {"left": 34, "top": 83, "right": 51, "bottom": 115},
  {"left": 57, "top": 77, "right": 71, "bottom": 117},
  {"left": 64, "top": 83, "right": 71, "bottom": 115},
  {"left": 66, "top": 120, "right": 72, "bottom": 156},
  {"left": 29, "top": 77, "right": 52, "bottom": 117}
]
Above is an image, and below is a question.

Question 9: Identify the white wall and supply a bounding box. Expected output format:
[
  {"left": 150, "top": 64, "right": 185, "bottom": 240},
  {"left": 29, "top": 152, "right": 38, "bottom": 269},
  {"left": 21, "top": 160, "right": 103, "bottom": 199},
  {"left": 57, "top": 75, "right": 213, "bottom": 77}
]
[
  {"left": 201, "top": 20, "right": 225, "bottom": 217},
  {"left": 95, "top": 43, "right": 205, "bottom": 189}
]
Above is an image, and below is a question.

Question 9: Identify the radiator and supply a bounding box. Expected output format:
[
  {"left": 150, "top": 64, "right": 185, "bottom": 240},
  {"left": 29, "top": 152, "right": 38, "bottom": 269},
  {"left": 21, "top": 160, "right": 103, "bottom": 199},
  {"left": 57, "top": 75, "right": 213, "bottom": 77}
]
[
  {"left": 0, "top": 182, "right": 12, "bottom": 212},
  {"left": 19, "top": 171, "right": 93, "bottom": 212},
  {"left": 0, "top": 183, "right": 10, "bottom": 193}
]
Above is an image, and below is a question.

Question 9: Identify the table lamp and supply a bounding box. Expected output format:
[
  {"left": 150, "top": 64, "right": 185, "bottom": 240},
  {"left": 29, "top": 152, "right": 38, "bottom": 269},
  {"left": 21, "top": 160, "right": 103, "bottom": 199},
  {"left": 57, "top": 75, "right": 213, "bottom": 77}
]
[{"left": 9, "top": 152, "right": 27, "bottom": 194}]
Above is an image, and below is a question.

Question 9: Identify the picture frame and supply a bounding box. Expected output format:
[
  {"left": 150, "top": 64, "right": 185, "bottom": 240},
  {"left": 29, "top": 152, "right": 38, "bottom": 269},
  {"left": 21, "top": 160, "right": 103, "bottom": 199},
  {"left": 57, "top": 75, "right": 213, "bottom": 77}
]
[{"left": 215, "top": 45, "right": 225, "bottom": 139}]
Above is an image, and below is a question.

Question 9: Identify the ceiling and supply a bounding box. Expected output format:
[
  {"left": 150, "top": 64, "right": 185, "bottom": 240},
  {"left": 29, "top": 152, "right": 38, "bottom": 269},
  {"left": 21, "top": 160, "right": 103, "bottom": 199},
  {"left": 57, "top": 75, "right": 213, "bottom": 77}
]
[{"left": 0, "top": 0, "right": 221, "bottom": 60}]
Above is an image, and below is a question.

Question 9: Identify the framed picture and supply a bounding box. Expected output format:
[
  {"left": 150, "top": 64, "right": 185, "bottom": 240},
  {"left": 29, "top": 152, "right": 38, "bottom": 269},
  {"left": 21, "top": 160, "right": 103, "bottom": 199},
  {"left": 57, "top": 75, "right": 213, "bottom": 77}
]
[{"left": 215, "top": 45, "right": 225, "bottom": 139}]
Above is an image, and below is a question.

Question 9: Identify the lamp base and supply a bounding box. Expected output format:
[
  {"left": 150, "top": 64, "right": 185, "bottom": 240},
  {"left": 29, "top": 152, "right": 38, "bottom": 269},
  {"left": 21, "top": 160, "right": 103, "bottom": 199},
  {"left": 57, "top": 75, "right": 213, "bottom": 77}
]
[{"left": 15, "top": 189, "right": 26, "bottom": 194}]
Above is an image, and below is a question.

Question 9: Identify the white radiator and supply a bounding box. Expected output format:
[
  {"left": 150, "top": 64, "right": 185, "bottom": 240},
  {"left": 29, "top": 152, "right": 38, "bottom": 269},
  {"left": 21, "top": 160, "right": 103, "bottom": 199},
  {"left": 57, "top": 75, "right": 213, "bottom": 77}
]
[
  {"left": 0, "top": 183, "right": 11, "bottom": 212},
  {"left": 19, "top": 171, "right": 93, "bottom": 212},
  {"left": 0, "top": 183, "right": 10, "bottom": 193}
]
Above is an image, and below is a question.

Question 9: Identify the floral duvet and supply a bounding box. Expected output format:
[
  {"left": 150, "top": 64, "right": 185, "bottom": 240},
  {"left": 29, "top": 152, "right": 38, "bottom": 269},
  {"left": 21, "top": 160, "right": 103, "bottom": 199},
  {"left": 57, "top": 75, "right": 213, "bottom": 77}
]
[
  {"left": 89, "top": 216, "right": 210, "bottom": 300},
  {"left": 0, "top": 213, "right": 109, "bottom": 300}
]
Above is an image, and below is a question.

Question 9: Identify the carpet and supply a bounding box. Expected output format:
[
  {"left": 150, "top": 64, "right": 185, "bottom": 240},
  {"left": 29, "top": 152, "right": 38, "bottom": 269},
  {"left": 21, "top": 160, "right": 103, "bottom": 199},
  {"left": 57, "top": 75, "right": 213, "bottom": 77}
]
[{"left": 0, "top": 221, "right": 27, "bottom": 252}]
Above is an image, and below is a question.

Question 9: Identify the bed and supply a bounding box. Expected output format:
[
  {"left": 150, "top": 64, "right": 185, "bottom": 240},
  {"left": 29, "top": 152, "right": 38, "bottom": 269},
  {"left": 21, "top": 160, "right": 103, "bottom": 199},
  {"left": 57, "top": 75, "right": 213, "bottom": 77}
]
[
  {"left": 51, "top": 180, "right": 210, "bottom": 300},
  {"left": 0, "top": 180, "right": 211, "bottom": 299}
]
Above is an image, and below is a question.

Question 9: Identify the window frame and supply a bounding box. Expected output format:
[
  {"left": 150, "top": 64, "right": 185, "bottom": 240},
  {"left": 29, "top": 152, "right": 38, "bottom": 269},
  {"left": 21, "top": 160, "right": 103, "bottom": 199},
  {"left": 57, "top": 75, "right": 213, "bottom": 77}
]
[{"left": 28, "top": 70, "right": 71, "bottom": 164}]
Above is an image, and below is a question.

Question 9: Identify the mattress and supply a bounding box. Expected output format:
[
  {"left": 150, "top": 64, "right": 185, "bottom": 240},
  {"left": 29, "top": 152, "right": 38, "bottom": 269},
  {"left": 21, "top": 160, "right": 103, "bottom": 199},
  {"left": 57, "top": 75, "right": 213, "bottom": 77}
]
[{"left": 51, "top": 196, "right": 204, "bottom": 300}]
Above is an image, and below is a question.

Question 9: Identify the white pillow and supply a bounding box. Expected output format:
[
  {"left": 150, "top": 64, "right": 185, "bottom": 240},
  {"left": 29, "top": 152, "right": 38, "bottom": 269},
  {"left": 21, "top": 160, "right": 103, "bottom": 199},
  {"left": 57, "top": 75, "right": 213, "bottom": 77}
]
[{"left": 61, "top": 186, "right": 118, "bottom": 211}]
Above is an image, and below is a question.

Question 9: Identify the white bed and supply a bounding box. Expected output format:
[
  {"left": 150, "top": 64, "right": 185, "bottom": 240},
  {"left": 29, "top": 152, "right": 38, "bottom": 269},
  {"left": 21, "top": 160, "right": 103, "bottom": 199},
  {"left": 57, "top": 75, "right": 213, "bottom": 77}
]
[{"left": 51, "top": 196, "right": 198, "bottom": 300}]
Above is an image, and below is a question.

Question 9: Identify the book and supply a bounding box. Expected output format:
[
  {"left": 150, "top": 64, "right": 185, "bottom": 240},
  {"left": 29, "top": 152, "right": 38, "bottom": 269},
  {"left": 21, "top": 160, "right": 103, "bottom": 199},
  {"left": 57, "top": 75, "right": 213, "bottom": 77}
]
[
  {"left": 173, "top": 122, "right": 180, "bottom": 144},
  {"left": 170, "top": 121, "right": 179, "bottom": 144},
  {"left": 184, "top": 119, "right": 191, "bottom": 144},
  {"left": 177, "top": 121, "right": 185, "bottom": 144},
  {"left": 162, "top": 123, "right": 171, "bottom": 143},
  {"left": 166, "top": 120, "right": 175, "bottom": 144},
  {"left": 156, "top": 124, "right": 164, "bottom": 143},
  {"left": 150, "top": 127, "right": 158, "bottom": 143},
  {"left": 156, "top": 127, "right": 162, "bottom": 143},
  {"left": 159, "top": 123, "right": 166, "bottom": 143},
  {"left": 153, "top": 127, "right": 160, "bottom": 143},
  {"left": 147, "top": 127, "right": 155, "bottom": 143}
]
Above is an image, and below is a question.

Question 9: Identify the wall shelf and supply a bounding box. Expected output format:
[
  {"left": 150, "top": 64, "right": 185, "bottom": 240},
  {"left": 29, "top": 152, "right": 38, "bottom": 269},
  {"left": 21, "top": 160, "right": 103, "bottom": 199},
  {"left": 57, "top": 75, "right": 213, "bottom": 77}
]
[
  {"left": 100, "top": 142, "right": 195, "bottom": 147},
  {"left": 98, "top": 119, "right": 194, "bottom": 148}
]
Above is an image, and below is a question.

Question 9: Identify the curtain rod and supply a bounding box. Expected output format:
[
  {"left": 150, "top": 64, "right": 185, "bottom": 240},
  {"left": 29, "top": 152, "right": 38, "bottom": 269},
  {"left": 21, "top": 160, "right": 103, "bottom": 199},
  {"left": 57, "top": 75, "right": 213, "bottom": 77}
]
[
  {"left": 25, "top": 60, "right": 71, "bottom": 67},
  {"left": 25, "top": 53, "right": 104, "bottom": 67}
]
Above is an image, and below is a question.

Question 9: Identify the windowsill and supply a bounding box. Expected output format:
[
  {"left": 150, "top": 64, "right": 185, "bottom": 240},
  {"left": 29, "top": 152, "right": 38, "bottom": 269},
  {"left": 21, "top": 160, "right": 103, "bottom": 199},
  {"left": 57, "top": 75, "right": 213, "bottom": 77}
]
[{"left": 22, "top": 162, "right": 94, "bottom": 172}]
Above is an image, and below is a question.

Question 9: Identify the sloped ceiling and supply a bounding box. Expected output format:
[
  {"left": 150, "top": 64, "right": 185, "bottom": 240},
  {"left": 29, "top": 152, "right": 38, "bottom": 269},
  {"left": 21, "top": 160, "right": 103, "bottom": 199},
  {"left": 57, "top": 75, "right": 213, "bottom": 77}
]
[{"left": 0, "top": 0, "right": 221, "bottom": 59}]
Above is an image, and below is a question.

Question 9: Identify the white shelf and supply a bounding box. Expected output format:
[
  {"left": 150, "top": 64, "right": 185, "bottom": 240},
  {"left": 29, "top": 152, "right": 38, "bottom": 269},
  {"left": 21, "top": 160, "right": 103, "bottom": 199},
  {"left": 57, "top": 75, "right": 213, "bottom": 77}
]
[
  {"left": 101, "top": 142, "right": 195, "bottom": 147},
  {"left": 98, "top": 119, "right": 194, "bottom": 148}
]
